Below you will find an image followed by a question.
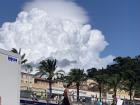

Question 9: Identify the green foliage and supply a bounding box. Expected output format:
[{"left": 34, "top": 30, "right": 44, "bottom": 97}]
[
  {"left": 68, "top": 68, "right": 87, "bottom": 102},
  {"left": 87, "top": 68, "right": 108, "bottom": 101},
  {"left": 38, "top": 59, "right": 57, "bottom": 80},
  {"left": 11, "top": 48, "right": 27, "bottom": 64},
  {"left": 38, "top": 58, "right": 64, "bottom": 98},
  {"left": 86, "top": 55, "right": 140, "bottom": 100},
  {"left": 38, "top": 59, "right": 65, "bottom": 80},
  {"left": 68, "top": 69, "right": 86, "bottom": 83}
]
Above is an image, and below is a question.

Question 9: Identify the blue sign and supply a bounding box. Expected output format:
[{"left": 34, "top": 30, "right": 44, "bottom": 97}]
[{"left": 8, "top": 56, "right": 17, "bottom": 63}]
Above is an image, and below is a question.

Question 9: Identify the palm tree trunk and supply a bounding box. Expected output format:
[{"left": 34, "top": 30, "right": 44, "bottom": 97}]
[
  {"left": 113, "top": 86, "right": 117, "bottom": 105},
  {"left": 49, "top": 80, "right": 52, "bottom": 98},
  {"left": 76, "top": 82, "right": 80, "bottom": 102},
  {"left": 133, "top": 90, "right": 135, "bottom": 100},
  {"left": 130, "top": 88, "right": 132, "bottom": 101},
  {"left": 129, "top": 82, "right": 133, "bottom": 101},
  {"left": 114, "top": 87, "right": 117, "bottom": 98},
  {"left": 99, "top": 83, "right": 102, "bottom": 102}
]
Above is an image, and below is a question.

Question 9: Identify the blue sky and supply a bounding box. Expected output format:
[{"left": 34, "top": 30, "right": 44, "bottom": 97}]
[{"left": 0, "top": 0, "right": 140, "bottom": 57}]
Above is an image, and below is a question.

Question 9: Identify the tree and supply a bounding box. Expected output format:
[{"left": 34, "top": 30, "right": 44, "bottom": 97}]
[
  {"left": 122, "top": 70, "right": 137, "bottom": 100},
  {"left": 106, "top": 64, "right": 122, "bottom": 100},
  {"left": 94, "top": 73, "right": 107, "bottom": 102},
  {"left": 114, "top": 56, "right": 139, "bottom": 100},
  {"left": 68, "top": 69, "right": 87, "bottom": 102},
  {"left": 134, "top": 55, "right": 140, "bottom": 98},
  {"left": 38, "top": 59, "right": 64, "bottom": 99},
  {"left": 87, "top": 68, "right": 107, "bottom": 102},
  {"left": 87, "top": 68, "right": 97, "bottom": 78},
  {"left": 106, "top": 73, "right": 122, "bottom": 105},
  {"left": 11, "top": 48, "right": 27, "bottom": 64},
  {"left": 107, "top": 74, "right": 120, "bottom": 97}
]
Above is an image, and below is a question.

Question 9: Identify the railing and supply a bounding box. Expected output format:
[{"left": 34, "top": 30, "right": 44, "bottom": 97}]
[
  {"left": 20, "top": 100, "right": 58, "bottom": 105},
  {"left": 20, "top": 90, "right": 112, "bottom": 105},
  {"left": 20, "top": 89, "right": 64, "bottom": 104},
  {"left": 20, "top": 87, "right": 140, "bottom": 105}
]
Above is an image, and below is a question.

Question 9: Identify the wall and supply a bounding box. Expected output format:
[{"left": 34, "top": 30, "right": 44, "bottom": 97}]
[{"left": 0, "top": 49, "right": 20, "bottom": 105}]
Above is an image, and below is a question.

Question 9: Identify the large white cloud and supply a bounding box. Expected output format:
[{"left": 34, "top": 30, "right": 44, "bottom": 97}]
[
  {"left": 23, "top": 0, "right": 89, "bottom": 24},
  {"left": 0, "top": 8, "right": 114, "bottom": 71}
]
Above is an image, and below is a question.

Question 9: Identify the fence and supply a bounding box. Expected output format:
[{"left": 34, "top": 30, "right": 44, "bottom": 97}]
[{"left": 20, "top": 87, "right": 140, "bottom": 105}]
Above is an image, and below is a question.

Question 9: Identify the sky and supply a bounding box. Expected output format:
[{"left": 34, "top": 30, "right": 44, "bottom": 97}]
[
  {"left": 0, "top": 0, "right": 140, "bottom": 70},
  {"left": 75, "top": 0, "right": 140, "bottom": 57}
]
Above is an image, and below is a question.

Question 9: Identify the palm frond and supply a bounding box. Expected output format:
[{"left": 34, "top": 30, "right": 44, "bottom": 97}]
[
  {"left": 21, "top": 53, "right": 26, "bottom": 60},
  {"left": 21, "top": 59, "right": 28, "bottom": 64},
  {"left": 11, "top": 48, "right": 28, "bottom": 64},
  {"left": 11, "top": 48, "right": 18, "bottom": 53}
]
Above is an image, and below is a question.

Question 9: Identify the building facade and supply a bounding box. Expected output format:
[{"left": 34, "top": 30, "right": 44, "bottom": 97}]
[{"left": 20, "top": 72, "right": 130, "bottom": 99}]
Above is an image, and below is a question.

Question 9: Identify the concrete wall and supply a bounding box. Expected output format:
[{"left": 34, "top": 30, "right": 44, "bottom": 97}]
[{"left": 0, "top": 49, "right": 21, "bottom": 105}]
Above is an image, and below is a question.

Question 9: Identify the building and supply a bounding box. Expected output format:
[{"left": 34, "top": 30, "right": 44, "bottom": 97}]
[
  {"left": 20, "top": 72, "right": 130, "bottom": 99},
  {"left": 21, "top": 72, "right": 34, "bottom": 89},
  {"left": 21, "top": 72, "right": 64, "bottom": 91}
]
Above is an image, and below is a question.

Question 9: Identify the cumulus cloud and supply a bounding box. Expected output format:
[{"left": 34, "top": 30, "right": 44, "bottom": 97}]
[
  {"left": 57, "top": 59, "right": 76, "bottom": 68},
  {"left": 0, "top": 8, "right": 114, "bottom": 71},
  {"left": 23, "top": 0, "right": 89, "bottom": 24}
]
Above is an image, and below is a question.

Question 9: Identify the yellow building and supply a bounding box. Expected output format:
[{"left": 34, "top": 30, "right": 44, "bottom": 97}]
[
  {"left": 21, "top": 72, "right": 34, "bottom": 90},
  {"left": 20, "top": 72, "right": 64, "bottom": 91},
  {"left": 20, "top": 72, "right": 130, "bottom": 99}
]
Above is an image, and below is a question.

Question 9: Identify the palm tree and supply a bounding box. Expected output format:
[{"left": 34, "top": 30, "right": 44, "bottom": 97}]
[
  {"left": 114, "top": 56, "right": 138, "bottom": 100},
  {"left": 38, "top": 59, "right": 64, "bottom": 99},
  {"left": 106, "top": 73, "right": 122, "bottom": 105},
  {"left": 122, "top": 70, "right": 137, "bottom": 100},
  {"left": 93, "top": 74, "right": 107, "bottom": 102},
  {"left": 87, "top": 68, "right": 107, "bottom": 102},
  {"left": 68, "top": 69, "right": 87, "bottom": 102},
  {"left": 108, "top": 74, "right": 121, "bottom": 98},
  {"left": 11, "top": 48, "right": 27, "bottom": 64},
  {"left": 106, "top": 64, "right": 122, "bottom": 100}
]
